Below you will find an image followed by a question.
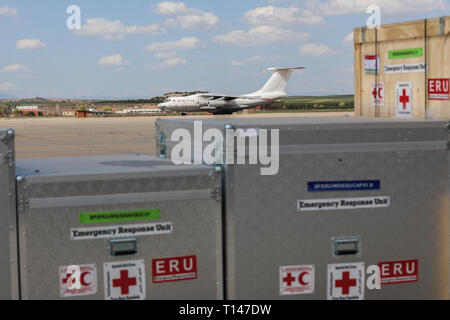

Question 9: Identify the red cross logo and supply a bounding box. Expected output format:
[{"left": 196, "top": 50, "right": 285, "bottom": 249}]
[
  {"left": 399, "top": 89, "right": 409, "bottom": 110},
  {"left": 335, "top": 271, "right": 356, "bottom": 295},
  {"left": 372, "top": 87, "right": 378, "bottom": 99},
  {"left": 62, "top": 273, "right": 71, "bottom": 284},
  {"left": 282, "top": 273, "right": 296, "bottom": 286},
  {"left": 113, "top": 270, "right": 137, "bottom": 295}
]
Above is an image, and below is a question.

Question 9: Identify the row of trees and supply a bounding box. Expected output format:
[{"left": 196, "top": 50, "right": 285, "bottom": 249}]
[
  {"left": 0, "top": 104, "right": 114, "bottom": 116},
  {"left": 93, "top": 97, "right": 164, "bottom": 105},
  {"left": 269, "top": 100, "right": 354, "bottom": 111},
  {"left": 0, "top": 105, "right": 9, "bottom": 114}
]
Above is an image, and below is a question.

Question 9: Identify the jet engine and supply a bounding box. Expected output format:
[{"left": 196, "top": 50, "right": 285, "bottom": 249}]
[
  {"left": 207, "top": 100, "right": 227, "bottom": 107},
  {"left": 197, "top": 100, "right": 209, "bottom": 107}
]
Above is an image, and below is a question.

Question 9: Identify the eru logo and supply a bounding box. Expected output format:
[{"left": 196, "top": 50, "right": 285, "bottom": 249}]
[{"left": 66, "top": 5, "right": 81, "bottom": 30}]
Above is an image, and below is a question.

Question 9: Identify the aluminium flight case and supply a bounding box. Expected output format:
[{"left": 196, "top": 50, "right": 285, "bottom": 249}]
[
  {"left": 15, "top": 154, "right": 223, "bottom": 300},
  {"left": 156, "top": 116, "right": 449, "bottom": 299},
  {"left": 0, "top": 129, "right": 19, "bottom": 300}
]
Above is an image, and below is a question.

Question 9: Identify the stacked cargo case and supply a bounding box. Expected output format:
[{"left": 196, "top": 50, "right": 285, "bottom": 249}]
[
  {"left": 0, "top": 130, "right": 19, "bottom": 299},
  {"left": 14, "top": 154, "right": 223, "bottom": 299},
  {"left": 156, "top": 116, "right": 449, "bottom": 299}
]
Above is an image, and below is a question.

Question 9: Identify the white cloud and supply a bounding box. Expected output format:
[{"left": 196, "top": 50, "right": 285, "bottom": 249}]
[
  {"left": 213, "top": 25, "right": 310, "bottom": 47},
  {"left": 153, "top": 1, "right": 188, "bottom": 15},
  {"left": 230, "top": 55, "right": 284, "bottom": 67},
  {"left": 72, "top": 18, "right": 165, "bottom": 40},
  {"left": 154, "top": 51, "right": 177, "bottom": 59},
  {"left": 0, "top": 6, "right": 18, "bottom": 16},
  {"left": 115, "top": 67, "right": 127, "bottom": 73},
  {"left": 145, "top": 37, "right": 203, "bottom": 52},
  {"left": 305, "top": 0, "right": 449, "bottom": 16},
  {"left": 165, "top": 12, "right": 219, "bottom": 29},
  {"left": 248, "top": 56, "right": 264, "bottom": 63},
  {"left": 230, "top": 56, "right": 263, "bottom": 66},
  {"left": 342, "top": 31, "right": 353, "bottom": 45},
  {"left": 0, "top": 82, "right": 15, "bottom": 91},
  {"left": 1, "top": 64, "right": 30, "bottom": 73},
  {"left": 161, "top": 57, "right": 187, "bottom": 67},
  {"left": 147, "top": 57, "right": 187, "bottom": 70},
  {"left": 244, "top": 6, "right": 325, "bottom": 26},
  {"left": 153, "top": 1, "right": 219, "bottom": 29},
  {"left": 98, "top": 54, "right": 129, "bottom": 67},
  {"left": 16, "top": 39, "right": 46, "bottom": 50},
  {"left": 230, "top": 60, "right": 246, "bottom": 67},
  {"left": 300, "top": 43, "right": 337, "bottom": 56}
]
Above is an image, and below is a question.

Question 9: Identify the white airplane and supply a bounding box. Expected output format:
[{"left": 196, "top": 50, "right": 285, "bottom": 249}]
[{"left": 158, "top": 67, "right": 304, "bottom": 115}]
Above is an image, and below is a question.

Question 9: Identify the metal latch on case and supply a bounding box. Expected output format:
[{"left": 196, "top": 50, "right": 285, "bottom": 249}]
[
  {"left": 110, "top": 238, "right": 138, "bottom": 256},
  {"left": 332, "top": 236, "right": 360, "bottom": 256}
]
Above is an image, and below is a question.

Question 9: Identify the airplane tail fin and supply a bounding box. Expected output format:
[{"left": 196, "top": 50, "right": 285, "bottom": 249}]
[{"left": 255, "top": 67, "right": 304, "bottom": 94}]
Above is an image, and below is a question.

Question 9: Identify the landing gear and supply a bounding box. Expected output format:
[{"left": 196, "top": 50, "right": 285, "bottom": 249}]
[{"left": 181, "top": 112, "right": 187, "bottom": 116}]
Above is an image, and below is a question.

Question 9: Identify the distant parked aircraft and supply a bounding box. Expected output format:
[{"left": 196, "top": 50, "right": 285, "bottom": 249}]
[{"left": 158, "top": 67, "right": 304, "bottom": 115}]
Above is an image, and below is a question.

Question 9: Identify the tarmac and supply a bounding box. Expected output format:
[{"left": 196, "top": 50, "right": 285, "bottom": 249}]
[{"left": 0, "top": 112, "right": 353, "bottom": 158}]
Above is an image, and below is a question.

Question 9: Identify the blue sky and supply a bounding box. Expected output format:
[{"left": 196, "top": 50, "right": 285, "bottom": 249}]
[{"left": 0, "top": 0, "right": 448, "bottom": 99}]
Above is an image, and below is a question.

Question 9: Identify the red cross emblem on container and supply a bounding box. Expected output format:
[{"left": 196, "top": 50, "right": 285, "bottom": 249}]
[
  {"left": 280, "top": 265, "right": 315, "bottom": 295},
  {"left": 113, "top": 270, "right": 137, "bottom": 295},
  {"left": 396, "top": 82, "right": 412, "bottom": 116},
  {"left": 399, "top": 89, "right": 410, "bottom": 110},
  {"left": 327, "top": 263, "right": 365, "bottom": 300},
  {"left": 104, "top": 260, "right": 146, "bottom": 300},
  {"left": 335, "top": 271, "right": 357, "bottom": 295}
]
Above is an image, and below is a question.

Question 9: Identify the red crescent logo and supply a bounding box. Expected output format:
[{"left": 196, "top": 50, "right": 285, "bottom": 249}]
[
  {"left": 81, "top": 272, "right": 91, "bottom": 286},
  {"left": 298, "top": 272, "right": 309, "bottom": 286}
]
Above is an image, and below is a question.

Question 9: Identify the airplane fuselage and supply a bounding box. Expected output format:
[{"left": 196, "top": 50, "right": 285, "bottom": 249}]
[{"left": 159, "top": 92, "right": 286, "bottom": 113}]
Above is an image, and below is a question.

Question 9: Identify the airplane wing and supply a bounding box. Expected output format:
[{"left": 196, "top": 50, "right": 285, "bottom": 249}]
[{"left": 197, "top": 94, "right": 261, "bottom": 101}]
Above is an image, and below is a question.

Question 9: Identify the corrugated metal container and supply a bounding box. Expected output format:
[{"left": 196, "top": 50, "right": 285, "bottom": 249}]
[
  {"left": 156, "top": 116, "right": 449, "bottom": 299},
  {"left": 0, "top": 129, "right": 19, "bottom": 300},
  {"left": 15, "top": 154, "right": 223, "bottom": 300}
]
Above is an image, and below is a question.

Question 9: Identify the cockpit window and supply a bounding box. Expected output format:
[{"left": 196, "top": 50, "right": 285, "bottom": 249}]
[{"left": 164, "top": 98, "right": 171, "bottom": 102}]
